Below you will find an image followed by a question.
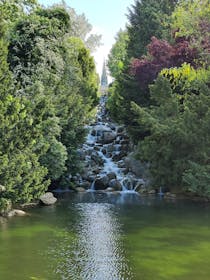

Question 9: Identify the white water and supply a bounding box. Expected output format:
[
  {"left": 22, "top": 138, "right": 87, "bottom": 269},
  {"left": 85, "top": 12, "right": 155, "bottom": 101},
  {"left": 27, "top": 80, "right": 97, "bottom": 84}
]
[{"left": 81, "top": 96, "right": 142, "bottom": 193}]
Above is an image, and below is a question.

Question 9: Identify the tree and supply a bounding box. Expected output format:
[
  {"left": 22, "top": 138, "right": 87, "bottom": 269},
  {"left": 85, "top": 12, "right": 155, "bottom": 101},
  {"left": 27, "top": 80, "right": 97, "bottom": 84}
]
[
  {"left": 132, "top": 65, "right": 210, "bottom": 191},
  {"left": 53, "top": 2, "right": 102, "bottom": 53},
  {"left": 107, "top": 29, "right": 129, "bottom": 79},
  {"left": 0, "top": 16, "right": 49, "bottom": 206},
  {"left": 171, "top": 0, "right": 210, "bottom": 65},
  {"left": 126, "top": 0, "right": 178, "bottom": 59}
]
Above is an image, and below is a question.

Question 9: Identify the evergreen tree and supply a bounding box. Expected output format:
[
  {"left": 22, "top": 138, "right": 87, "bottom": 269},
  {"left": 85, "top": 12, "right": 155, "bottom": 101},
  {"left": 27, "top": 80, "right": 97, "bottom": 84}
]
[{"left": 0, "top": 18, "right": 49, "bottom": 207}]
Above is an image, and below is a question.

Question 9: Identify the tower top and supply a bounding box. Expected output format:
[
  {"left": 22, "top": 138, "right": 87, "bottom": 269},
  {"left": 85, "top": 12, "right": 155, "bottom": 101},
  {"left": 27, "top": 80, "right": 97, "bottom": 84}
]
[{"left": 100, "top": 60, "right": 108, "bottom": 87}]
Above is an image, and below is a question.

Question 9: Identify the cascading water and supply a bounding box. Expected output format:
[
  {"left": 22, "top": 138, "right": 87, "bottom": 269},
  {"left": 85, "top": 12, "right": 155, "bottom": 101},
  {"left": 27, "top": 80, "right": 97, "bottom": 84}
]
[{"left": 77, "top": 95, "right": 145, "bottom": 193}]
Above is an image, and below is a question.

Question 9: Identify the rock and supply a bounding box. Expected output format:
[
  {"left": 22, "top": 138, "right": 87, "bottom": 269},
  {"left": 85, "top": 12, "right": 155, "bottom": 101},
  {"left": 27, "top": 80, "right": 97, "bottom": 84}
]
[
  {"left": 112, "top": 151, "right": 127, "bottom": 161},
  {"left": 105, "top": 187, "right": 114, "bottom": 192},
  {"left": 138, "top": 188, "right": 147, "bottom": 194},
  {"left": 94, "top": 175, "right": 109, "bottom": 190},
  {"left": 134, "top": 179, "right": 145, "bottom": 191},
  {"left": 21, "top": 202, "right": 39, "bottom": 209},
  {"left": 165, "top": 192, "right": 176, "bottom": 198},
  {"left": 125, "top": 153, "right": 146, "bottom": 177},
  {"left": 148, "top": 189, "right": 156, "bottom": 195},
  {"left": 7, "top": 209, "right": 27, "bottom": 217},
  {"left": 121, "top": 177, "right": 134, "bottom": 190},
  {"left": 100, "top": 131, "right": 117, "bottom": 144},
  {"left": 40, "top": 192, "right": 57, "bottom": 206},
  {"left": 109, "top": 179, "right": 122, "bottom": 191},
  {"left": 91, "top": 152, "right": 104, "bottom": 166},
  {"left": 79, "top": 181, "right": 90, "bottom": 189},
  {"left": 117, "top": 126, "right": 125, "bottom": 134},
  {"left": 107, "top": 172, "right": 117, "bottom": 180},
  {"left": 75, "top": 187, "right": 86, "bottom": 192}
]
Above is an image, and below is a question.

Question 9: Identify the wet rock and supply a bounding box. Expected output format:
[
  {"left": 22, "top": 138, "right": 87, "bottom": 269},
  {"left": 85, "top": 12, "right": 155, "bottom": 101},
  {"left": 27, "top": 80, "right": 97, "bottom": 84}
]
[
  {"left": 148, "top": 190, "right": 156, "bottom": 195},
  {"left": 79, "top": 181, "right": 90, "bottom": 189},
  {"left": 94, "top": 175, "right": 109, "bottom": 190},
  {"left": 40, "top": 192, "right": 57, "bottom": 205},
  {"left": 75, "top": 187, "right": 86, "bottom": 192},
  {"left": 125, "top": 153, "right": 145, "bottom": 177},
  {"left": 99, "top": 131, "right": 117, "bottom": 144},
  {"left": 134, "top": 179, "right": 145, "bottom": 191},
  {"left": 122, "top": 177, "right": 134, "bottom": 190},
  {"left": 107, "top": 172, "right": 117, "bottom": 180},
  {"left": 7, "top": 209, "right": 27, "bottom": 217},
  {"left": 105, "top": 187, "right": 114, "bottom": 192},
  {"left": 109, "top": 179, "right": 122, "bottom": 191},
  {"left": 91, "top": 152, "right": 104, "bottom": 166},
  {"left": 165, "top": 192, "right": 176, "bottom": 198},
  {"left": 138, "top": 188, "right": 148, "bottom": 194},
  {"left": 112, "top": 151, "right": 127, "bottom": 161},
  {"left": 117, "top": 126, "right": 125, "bottom": 134}
]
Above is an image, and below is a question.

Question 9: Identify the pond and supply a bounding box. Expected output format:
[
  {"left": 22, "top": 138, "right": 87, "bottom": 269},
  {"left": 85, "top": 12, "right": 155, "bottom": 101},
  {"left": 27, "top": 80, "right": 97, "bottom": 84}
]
[{"left": 1, "top": 192, "right": 210, "bottom": 280}]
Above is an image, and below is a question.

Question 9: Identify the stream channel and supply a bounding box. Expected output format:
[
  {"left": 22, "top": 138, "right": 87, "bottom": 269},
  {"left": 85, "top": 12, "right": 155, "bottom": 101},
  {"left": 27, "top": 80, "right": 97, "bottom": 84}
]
[{"left": 1, "top": 97, "right": 210, "bottom": 279}]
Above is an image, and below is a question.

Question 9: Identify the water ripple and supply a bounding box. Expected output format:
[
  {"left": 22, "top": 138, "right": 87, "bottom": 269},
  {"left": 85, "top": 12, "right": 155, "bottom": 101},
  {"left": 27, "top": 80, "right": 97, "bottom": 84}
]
[{"left": 53, "top": 202, "right": 133, "bottom": 280}]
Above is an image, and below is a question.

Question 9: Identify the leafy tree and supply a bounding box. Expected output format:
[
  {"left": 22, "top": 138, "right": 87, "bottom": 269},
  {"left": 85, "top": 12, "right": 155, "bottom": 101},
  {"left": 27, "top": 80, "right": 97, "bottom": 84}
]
[
  {"left": 53, "top": 2, "right": 102, "bottom": 52},
  {"left": 171, "top": 0, "right": 210, "bottom": 65},
  {"left": 107, "top": 29, "right": 129, "bottom": 79},
  {"left": 132, "top": 65, "right": 210, "bottom": 191}
]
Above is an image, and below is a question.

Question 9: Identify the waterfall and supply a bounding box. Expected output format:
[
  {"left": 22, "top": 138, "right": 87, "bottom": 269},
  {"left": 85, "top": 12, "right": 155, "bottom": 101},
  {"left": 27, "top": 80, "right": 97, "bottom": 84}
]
[{"left": 76, "top": 95, "right": 145, "bottom": 193}]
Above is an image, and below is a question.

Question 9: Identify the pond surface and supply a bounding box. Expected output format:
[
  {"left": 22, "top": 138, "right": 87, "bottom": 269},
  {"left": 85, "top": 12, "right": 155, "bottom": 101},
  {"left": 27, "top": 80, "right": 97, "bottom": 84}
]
[{"left": 1, "top": 192, "right": 210, "bottom": 280}]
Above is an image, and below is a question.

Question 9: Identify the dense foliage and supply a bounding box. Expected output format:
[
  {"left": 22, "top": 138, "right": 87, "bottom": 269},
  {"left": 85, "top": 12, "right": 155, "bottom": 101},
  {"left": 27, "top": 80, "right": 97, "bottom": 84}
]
[
  {"left": 0, "top": 0, "right": 100, "bottom": 209},
  {"left": 107, "top": 0, "right": 210, "bottom": 196}
]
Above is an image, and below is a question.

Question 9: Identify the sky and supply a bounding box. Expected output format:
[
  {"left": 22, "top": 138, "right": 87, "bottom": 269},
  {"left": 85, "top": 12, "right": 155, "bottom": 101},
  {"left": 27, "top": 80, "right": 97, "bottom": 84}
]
[{"left": 38, "top": 0, "right": 134, "bottom": 79}]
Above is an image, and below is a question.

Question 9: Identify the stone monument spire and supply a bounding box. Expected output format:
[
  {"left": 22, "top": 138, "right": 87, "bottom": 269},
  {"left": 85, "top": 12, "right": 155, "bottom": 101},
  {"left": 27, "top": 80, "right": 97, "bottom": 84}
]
[{"left": 100, "top": 60, "right": 108, "bottom": 89}]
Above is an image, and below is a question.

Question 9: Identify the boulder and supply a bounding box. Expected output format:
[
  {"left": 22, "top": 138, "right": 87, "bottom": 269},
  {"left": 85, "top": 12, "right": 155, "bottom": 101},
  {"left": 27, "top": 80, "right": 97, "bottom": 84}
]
[
  {"left": 125, "top": 153, "right": 145, "bottom": 177},
  {"left": 75, "top": 187, "right": 86, "bottom": 192},
  {"left": 94, "top": 175, "right": 109, "bottom": 190},
  {"left": 91, "top": 152, "right": 104, "bottom": 166},
  {"left": 107, "top": 172, "right": 117, "bottom": 180},
  {"left": 109, "top": 179, "right": 122, "bottom": 191},
  {"left": 117, "top": 126, "right": 125, "bottom": 134},
  {"left": 40, "top": 192, "right": 57, "bottom": 206},
  {"left": 148, "top": 189, "right": 156, "bottom": 195},
  {"left": 134, "top": 179, "right": 145, "bottom": 191},
  {"left": 105, "top": 187, "right": 114, "bottom": 192},
  {"left": 7, "top": 209, "right": 27, "bottom": 217}
]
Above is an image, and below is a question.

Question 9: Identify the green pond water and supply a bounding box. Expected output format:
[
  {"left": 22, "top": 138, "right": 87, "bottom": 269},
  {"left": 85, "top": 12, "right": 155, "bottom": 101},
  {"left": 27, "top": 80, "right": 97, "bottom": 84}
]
[{"left": 1, "top": 192, "right": 210, "bottom": 280}]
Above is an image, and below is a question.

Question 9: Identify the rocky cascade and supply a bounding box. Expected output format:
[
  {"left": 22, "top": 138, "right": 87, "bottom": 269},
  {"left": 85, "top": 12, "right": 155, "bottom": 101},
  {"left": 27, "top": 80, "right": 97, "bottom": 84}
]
[{"left": 72, "top": 95, "right": 146, "bottom": 192}]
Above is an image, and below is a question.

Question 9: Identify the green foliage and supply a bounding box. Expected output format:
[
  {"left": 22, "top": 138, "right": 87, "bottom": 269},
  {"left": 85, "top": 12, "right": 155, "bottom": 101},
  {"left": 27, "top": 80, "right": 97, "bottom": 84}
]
[
  {"left": 0, "top": 21, "right": 49, "bottom": 204},
  {"left": 107, "top": 29, "right": 129, "bottom": 79},
  {"left": 53, "top": 2, "right": 102, "bottom": 52},
  {"left": 171, "top": 0, "right": 210, "bottom": 65},
  {"left": 0, "top": 2, "right": 100, "bottom": 208},
  {"left": 133, "top": 66, "right": 210, "bottom": 190},
  {"left": 0, "top": 198, "right": 12, "bottom": 215},
  {"left": 127, "top": 0, "right": 177, "bottom": 59},
  {"left": 183, "top": 162, "right": 210, "bottom": 197}
]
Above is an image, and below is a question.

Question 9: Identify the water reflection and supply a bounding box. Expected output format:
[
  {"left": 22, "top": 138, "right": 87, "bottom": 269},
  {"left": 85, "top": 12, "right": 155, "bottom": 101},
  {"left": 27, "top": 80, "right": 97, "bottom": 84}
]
[{"left": 53, "top": 195, "right": 133, "bottom": 280}]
